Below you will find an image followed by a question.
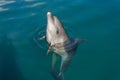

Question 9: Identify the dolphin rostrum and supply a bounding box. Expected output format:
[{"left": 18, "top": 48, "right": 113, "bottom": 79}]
[{"left": 39, "top": 12, "right": 85, "bottom": 80}]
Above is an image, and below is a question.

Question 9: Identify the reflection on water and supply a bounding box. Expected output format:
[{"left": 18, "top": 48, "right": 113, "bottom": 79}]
[{"left": 0, "top": 35, "right": 24, "bottom": 80}]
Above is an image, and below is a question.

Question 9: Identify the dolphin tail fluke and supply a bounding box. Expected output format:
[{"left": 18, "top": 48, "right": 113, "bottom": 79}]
[{"left": 50, "top": 69, "right": 64, "bottom": 80}]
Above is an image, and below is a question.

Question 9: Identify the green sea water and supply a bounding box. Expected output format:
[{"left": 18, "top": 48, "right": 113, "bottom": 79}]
[{"left": 0, "top": 0, "right": 120, "bottom": 80}]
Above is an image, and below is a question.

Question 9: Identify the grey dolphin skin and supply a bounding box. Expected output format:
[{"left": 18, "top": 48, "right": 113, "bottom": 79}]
[{"left": 39, "top": 12, "right": 85, "bottom": 80}]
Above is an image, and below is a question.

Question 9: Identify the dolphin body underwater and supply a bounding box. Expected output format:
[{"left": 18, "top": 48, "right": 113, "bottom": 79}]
[{"left": 39, "top": 12, "right": 85, "bottom": 80}]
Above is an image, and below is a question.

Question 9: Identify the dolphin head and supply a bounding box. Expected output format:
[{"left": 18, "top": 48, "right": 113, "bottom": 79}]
[{"left": 46, "top": 12, "right": 69, "bottom": 45}]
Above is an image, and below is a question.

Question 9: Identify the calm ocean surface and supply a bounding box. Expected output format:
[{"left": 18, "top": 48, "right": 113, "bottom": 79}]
[{"left": 0, "top": 0, "right": 120, "bottom": 80}]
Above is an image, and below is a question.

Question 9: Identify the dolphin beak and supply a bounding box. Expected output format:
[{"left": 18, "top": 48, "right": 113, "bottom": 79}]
[
  {"left": 47, "top": 12, "right": 52, "bottom": 19},
  {"left": 47, "top": 12, "right": 52, "bottom": 16},
  {"left": 47, "top": 12, "right": 59, "bottom": 26},
  {"left": 47, "top": 12, "right": 54, "bottom": 24}
]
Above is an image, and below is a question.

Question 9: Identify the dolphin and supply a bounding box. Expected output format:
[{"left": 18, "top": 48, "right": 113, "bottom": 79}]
[{"left": 39, "top": 12, "right": 85, "bottom": 80}]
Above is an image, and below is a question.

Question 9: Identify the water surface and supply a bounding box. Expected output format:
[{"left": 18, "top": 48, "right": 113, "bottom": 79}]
[{"left": 0, "top": 0, "right": 120, "bottom": 80}]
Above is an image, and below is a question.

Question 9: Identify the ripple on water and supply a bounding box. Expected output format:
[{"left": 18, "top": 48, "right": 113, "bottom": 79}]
[{"left": 33, "top": 26, "right": 47, "bottom": 50}]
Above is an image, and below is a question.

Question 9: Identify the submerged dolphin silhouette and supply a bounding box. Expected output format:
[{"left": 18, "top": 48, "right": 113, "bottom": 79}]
[{"left": 39, "top": 12, "right": 85, "bottom": 80}]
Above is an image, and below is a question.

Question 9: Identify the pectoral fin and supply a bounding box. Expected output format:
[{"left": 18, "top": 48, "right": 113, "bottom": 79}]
[{"left": 46, "top": 45, "right": 52, "bottom": 55}]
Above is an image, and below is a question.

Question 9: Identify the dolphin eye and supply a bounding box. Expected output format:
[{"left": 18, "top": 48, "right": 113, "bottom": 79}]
[{"left": 56, "top": 30, "right": 59, "bottom": 34}]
